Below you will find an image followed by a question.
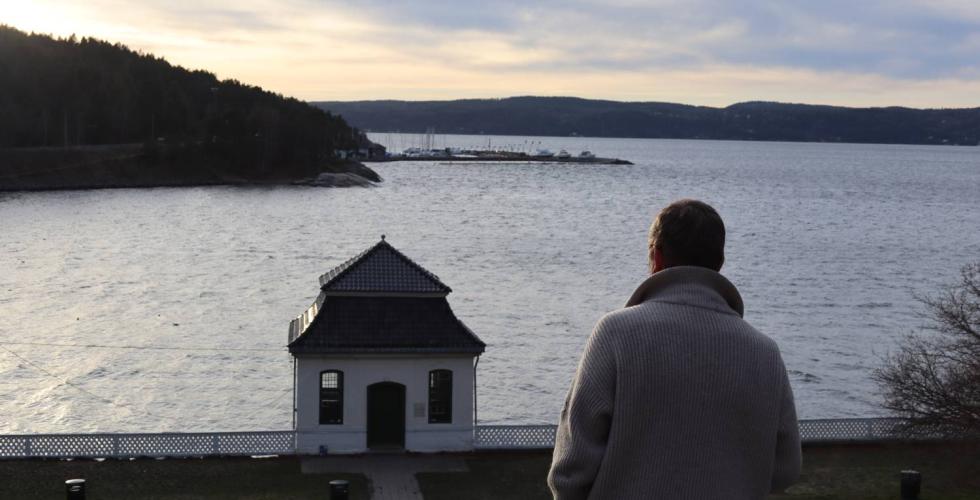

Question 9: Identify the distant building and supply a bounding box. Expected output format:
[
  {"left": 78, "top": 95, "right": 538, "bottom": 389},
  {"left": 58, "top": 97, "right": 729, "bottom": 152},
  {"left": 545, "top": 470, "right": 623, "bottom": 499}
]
[
  {"left": 335, "top": 143, "right": 386, "bottom": 160},
  {"left": 288, "top": 237, "right": 485, "bottom": 453},
  {"left": 365, "top": 143, "right": 387, "bottom": 159}
]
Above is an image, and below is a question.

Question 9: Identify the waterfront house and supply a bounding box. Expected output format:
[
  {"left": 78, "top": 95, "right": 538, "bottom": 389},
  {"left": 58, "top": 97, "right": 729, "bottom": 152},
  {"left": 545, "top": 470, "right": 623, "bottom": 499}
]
[{"left": 288, "top": 237, "right": 485, "bottom": 453}]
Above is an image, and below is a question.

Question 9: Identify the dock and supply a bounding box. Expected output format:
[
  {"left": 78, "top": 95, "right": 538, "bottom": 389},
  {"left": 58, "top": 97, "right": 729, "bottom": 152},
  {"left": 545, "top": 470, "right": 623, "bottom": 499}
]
[{"left": 366, "top": 152, "right": 633, "bottom": 165}]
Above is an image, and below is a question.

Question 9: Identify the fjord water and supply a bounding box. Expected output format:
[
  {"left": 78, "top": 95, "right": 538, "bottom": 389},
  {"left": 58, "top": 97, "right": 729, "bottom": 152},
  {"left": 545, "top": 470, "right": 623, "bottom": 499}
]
[{"left": 1, "top": 135, "right": 978, "bottom": 433}]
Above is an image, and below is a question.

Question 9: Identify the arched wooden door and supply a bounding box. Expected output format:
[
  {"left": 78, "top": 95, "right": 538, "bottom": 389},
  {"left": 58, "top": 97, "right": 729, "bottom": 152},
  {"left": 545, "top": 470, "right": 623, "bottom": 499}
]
[{"left": 366, "top": 382, "right": 406, "bottom": 450}]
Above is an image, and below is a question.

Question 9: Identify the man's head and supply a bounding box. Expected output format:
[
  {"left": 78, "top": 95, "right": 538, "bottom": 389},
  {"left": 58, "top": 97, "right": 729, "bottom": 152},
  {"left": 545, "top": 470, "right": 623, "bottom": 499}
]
[{"left": 648, "top": 199, "right": 725, "bottom": 273}]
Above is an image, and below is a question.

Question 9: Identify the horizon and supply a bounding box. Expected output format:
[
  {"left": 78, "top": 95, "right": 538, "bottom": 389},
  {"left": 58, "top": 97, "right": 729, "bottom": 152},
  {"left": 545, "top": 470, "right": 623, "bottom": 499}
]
[
  {"left": 3, "top": 1, "right": 979, "bottom": 108},
  {"left": 315, "top": 95, "right": 980, "bottom": 111}
]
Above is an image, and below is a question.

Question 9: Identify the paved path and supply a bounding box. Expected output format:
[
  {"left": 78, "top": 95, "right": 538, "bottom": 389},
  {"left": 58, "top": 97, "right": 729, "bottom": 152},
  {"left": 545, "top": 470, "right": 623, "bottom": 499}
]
[{"left": 302, "top": 454, "right": 468, "bottom": 500}]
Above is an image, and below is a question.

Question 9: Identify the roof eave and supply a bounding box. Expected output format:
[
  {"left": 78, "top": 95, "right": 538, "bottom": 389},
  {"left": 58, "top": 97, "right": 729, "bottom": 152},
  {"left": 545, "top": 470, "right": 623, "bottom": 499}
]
[
  {"left": 288, "top": 318, "right": 301, "bottom": 344},
  {"left": 317, "top": 290, "right": 449, "bottom": 298},
  {"left": 288, "top": 346, "right": 485, "bottom": 355},
  {"left": 457, "top": 320, "right": 486, "bottom": 348}
]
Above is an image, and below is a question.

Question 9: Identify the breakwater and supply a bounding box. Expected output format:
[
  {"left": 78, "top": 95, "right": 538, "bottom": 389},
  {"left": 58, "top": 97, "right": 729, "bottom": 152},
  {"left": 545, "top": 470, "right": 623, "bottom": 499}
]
[{"left": 370, "top": 152, "right": 632, "bottom": 165}]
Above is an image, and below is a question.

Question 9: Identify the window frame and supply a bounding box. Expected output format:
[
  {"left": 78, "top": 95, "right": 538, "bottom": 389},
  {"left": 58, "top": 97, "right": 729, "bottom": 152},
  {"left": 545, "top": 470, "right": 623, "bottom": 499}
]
[
  {"left": 319, "top": 370, "right": 344, "bottom": 425},
  {"left": 428, "top": 369, "right": 453, "bottom": 424}
]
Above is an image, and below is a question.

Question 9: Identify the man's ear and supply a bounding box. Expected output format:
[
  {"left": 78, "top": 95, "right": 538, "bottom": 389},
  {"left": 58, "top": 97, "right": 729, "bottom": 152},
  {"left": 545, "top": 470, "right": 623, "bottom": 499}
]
[{"left": 651, "top": 247, "right": 665, "bottom": 274}]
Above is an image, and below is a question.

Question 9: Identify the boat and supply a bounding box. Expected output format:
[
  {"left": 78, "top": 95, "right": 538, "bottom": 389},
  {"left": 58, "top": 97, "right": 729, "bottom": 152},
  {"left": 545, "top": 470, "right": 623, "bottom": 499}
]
[
  {"left": 578, "top": 150, "right": 596, "bottom": 159},
  {"left": 534, "top": 149, "right": 555, "bottom": 158},
  {"left": 556, "top": 150, "right": 571, "bottom": 159}
]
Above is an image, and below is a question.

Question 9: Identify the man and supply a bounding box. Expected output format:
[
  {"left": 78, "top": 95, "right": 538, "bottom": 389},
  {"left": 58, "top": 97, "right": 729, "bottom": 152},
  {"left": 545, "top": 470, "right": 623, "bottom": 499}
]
[{"left": 548, "top": 199, "right": 801, "bottom": 499}]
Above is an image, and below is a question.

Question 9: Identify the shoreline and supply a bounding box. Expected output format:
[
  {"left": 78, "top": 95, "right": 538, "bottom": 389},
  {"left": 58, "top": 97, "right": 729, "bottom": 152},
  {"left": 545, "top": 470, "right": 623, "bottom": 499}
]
[{"left": 0, "top": 145, "right": 381, "bottom": 192}]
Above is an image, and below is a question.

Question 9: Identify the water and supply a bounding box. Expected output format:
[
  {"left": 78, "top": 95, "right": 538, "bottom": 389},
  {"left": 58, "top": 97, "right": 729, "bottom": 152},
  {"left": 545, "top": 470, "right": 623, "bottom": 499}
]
[{"left": 1, "top": 135, "right": 978, "bottom": 433}]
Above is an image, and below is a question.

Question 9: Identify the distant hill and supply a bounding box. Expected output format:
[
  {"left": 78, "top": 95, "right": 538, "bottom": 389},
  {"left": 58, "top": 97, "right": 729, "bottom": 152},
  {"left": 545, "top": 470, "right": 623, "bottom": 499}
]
[
  {"left": 316, "top": 96, "right": 980, "bottom": 146},
  {"left": 0, "top": 26, "right": 377, "bottom": 190}
]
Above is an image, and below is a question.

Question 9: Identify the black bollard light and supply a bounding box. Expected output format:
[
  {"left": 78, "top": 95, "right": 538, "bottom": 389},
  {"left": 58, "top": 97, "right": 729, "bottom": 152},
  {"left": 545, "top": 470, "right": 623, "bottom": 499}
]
[
  {"left": 329, "top": 479, "right": 350, "bottom": 500},
  {"left": 65, "top": 479, "right": 85, "bottom": 500},
  {"left": 900, "top": 470, "right": 921, "bottom": 500}
]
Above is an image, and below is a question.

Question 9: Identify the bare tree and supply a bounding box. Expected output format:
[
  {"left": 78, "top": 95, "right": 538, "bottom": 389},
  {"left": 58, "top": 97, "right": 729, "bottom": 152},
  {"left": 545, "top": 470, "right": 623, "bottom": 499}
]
[{"left": 873, "top": 263, "right": 980, "bottom": 436}]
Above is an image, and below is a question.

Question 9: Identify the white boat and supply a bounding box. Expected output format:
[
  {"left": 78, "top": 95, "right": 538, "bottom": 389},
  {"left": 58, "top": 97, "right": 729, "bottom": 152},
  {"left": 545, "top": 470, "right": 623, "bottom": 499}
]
[
  {"left": 578, "top": 150, "right": 596, "bottom": 159},
  {"left": 534, "top": 149, "right": 555, "bottom": 158},
  {"left": 556, "top": 150, "right": 571, "bottom": 159}
]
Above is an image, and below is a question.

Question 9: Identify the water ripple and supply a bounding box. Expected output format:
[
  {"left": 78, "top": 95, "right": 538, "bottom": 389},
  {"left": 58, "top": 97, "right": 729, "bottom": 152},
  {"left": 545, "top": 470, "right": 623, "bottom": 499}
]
[{"left": 0, "top": 135, "right": 977, "bottom": 431}]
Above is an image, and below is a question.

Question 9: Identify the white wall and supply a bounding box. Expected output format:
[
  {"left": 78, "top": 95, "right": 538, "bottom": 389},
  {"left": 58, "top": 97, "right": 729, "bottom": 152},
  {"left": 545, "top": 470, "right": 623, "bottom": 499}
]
[{"left": 294, "top": 354, "right": 476, "bottom": 454}]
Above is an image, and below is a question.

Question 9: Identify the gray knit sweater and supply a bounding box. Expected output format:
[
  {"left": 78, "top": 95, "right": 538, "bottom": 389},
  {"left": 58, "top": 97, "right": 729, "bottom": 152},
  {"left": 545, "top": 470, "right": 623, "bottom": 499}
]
[{"left": 548, "top": 266, "right": 801, "bottom": 499}]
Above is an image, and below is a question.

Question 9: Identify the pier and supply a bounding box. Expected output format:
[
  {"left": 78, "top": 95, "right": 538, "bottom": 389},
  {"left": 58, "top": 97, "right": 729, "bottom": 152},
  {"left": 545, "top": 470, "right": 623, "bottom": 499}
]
[
  {"left": 365, "top": 148, "right": 633, "bottom": 165},
  {"left": 369, "top": 154, "right": 632, "bottom": 165}
]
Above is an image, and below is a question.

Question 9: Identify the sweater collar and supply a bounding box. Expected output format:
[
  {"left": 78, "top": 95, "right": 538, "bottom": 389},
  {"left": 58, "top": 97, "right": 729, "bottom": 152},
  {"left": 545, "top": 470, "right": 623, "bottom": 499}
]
[{"left": 625, "top": 266, "right": 745, "bottom": 317}]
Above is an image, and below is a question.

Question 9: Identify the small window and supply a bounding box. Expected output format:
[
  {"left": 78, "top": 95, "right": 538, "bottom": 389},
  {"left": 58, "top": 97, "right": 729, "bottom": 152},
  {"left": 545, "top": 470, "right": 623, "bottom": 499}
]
[
  {"left": 428, "top": 369, "right": 452, "bottom": 424},
  {"left": 319, "top": 370, "right": 343, "bottom": 425}
]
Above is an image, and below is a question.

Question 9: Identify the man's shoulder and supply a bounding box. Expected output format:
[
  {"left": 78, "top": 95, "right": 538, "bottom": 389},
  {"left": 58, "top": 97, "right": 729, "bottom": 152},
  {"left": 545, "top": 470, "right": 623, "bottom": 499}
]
[
  {"left": 598, "top": 301, "right": 782, "bottom": 353},
  {"left": 600, "top": 299, "right": 713, "bottom": 327},
  {"left": 594, "top": 304, "right": 654, "bottom": 330},
  {"left": 592, "top": 302, "right": 678, "bottom": 338}
]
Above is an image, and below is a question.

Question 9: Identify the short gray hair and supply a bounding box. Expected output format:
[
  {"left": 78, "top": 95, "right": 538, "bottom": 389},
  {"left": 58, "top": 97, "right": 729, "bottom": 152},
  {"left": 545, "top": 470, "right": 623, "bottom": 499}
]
[{"left": 648, "top": 199, "right": 725, "bottom": 271}]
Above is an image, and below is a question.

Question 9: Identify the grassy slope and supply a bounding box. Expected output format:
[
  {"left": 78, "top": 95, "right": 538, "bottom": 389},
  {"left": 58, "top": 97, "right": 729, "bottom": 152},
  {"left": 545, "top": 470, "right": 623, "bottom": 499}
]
[
  {"left": 2, "top": 443, "right": 977, "bottom": 499},
  {"left": 0, "top": 456, "right": 369, "bottom": 500},
  {"left": 417, "top": 443, "right": 980, "bottom": 500}
]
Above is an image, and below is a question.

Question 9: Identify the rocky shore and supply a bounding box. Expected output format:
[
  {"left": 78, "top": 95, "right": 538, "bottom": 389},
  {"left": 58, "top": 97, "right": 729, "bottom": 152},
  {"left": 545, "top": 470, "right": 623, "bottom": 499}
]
[
  {"left": 297, "top": 160, "right": 382, "bottom": 187},
  {"left": 0, "top": 144, "right": 382, "bottom": 191}
]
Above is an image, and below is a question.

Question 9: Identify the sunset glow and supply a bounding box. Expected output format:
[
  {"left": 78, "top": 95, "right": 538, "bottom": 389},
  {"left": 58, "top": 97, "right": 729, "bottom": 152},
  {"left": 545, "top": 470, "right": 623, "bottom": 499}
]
[{"left": 2, "top": 0, "right": 979, "bottom": 107}]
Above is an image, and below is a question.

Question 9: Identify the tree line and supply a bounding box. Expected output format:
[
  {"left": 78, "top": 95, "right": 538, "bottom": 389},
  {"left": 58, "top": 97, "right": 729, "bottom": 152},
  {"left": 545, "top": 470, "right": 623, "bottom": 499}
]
[
  {"left": 317, "top": 96, "right": 980, "bottom": 146},
  {"left": 0, "top": 25, "right": 365, "bottom": 180}
]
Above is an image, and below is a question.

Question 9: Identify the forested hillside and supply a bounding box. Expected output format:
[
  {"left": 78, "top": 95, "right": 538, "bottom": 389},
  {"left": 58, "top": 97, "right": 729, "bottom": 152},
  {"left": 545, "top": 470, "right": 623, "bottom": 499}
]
[
  {"left": 0, "top": 25, "right": 370, "bottom": 187},
  {"left": 317, "top": 96, "right": 980, "bottom": 146}
]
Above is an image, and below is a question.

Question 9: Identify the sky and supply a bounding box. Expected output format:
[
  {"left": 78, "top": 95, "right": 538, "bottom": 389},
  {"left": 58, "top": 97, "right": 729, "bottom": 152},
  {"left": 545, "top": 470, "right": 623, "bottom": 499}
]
[{"left": 3, "top": 0, "right": 980, "bottom": 107}]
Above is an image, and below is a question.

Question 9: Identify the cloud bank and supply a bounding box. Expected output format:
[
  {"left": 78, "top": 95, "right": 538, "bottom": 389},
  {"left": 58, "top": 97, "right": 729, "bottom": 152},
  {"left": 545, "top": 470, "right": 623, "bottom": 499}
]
[{"left": 4, "top": 0, "right": 979, "bottom": 106}]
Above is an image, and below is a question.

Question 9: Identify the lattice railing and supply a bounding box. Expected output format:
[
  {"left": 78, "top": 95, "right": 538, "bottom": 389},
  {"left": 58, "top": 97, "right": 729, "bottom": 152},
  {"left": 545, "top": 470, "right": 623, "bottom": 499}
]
[
  {"left": 475, "top": 425, "right": 558, "bottom": 449},
  {"left": 0, "top": 419, "right": 945, "bottom": 457},
  {"left": 798, "top": 417, "right": 909, "bottom": 442},
  {"left": 473, "top": 418, "right": 922, "bottom": 449},
  {"left": 0, "top": 431, "right": 294, "bottom": 459}
]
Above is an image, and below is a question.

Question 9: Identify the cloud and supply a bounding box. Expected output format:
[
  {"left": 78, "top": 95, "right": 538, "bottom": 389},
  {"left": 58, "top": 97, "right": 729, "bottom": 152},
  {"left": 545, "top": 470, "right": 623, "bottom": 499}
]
[
  {"left": 316, "top": 0, "right": 980, "bottom": 78},
  {"left": 4, "top": 0, "right": 979, "bottom": 105}
]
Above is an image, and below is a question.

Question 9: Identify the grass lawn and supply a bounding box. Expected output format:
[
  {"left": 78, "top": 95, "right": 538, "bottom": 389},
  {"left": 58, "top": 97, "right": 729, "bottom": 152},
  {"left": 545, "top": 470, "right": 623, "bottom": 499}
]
[
  {"left": 775, "top": 443, "right": 980, "bottom": 500},
  {"left": 417, "top": 443, "right": 980, "bottom": 500},
  {"left": 0, "top": 456, "right": 369, "bottom": 500},
  {"left": 3, "top": 443, "right": 976, "bottom": 499}
]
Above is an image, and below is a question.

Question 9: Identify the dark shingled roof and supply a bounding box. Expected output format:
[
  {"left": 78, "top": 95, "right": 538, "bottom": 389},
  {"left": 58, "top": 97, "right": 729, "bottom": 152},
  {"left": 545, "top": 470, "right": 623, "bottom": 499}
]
[
  {"left": 318, "top": 238, "right": 451, "bottom": 295},
  {"left": 288, "top": 238, "right": 484, "bottom": 355},
  {"left": 288, "top": 296, "right": 485, "bottom": 354}
]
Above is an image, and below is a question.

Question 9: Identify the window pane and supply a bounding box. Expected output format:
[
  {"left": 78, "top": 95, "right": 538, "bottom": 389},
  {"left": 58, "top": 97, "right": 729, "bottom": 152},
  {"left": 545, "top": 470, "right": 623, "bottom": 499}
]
[
  {"left": 320, "top": 371, "right": 343, "bottom": 425},
  {"left": 428, "top": 369, "right": 452, "bottom": 423}
]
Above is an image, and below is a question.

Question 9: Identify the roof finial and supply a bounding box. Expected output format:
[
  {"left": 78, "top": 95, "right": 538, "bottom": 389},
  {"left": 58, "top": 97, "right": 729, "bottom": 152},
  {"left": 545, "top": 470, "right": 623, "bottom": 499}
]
[{"left": 381, "top": 234, "right": 386, "bottom": 241}]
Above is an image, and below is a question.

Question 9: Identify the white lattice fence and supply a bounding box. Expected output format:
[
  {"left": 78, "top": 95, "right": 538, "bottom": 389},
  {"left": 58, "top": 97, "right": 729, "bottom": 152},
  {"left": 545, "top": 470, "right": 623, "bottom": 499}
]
[
  {"left": 216, "top": 431, "right": 295, "bottom": 455},
  {"left": 474, "top": 418, "right": 917, "bottom": 450},
  {"left": 0, "top": 431, "right": 295, "bottom": 459},
  {"left": 475, "top": 425, "right": 558, "bottom": 449},
  {"left": 0, "top": 419, "right": 939, "bottom": 457},
  {"left": 798, "top": 418, "right": 906, "bottom": 442}
]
